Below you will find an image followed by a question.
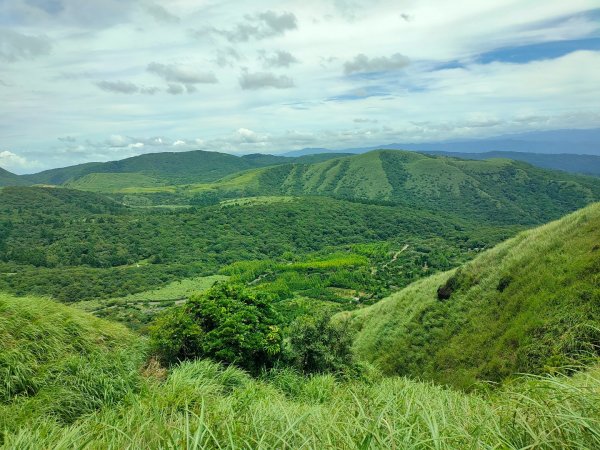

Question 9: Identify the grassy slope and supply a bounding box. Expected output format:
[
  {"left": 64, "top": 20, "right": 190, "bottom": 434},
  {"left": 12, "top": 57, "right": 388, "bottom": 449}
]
[
  {"left": 4, "top": 358, "right": 600, "bottom": 448},
  {"left": 0, "top": 293, "right": 145, "bottom": 428},
  {"left": 340, "top": 202, "right": 600, "bottom": 388},
  {"left": 64, "top": 172, "right": 165, "bottom": 191},
  {"left": 21, "top": 151, "right": 349, "bottom": 191},
  {"left": 1, "top": 284, "right": 599, "bottom": 448}
]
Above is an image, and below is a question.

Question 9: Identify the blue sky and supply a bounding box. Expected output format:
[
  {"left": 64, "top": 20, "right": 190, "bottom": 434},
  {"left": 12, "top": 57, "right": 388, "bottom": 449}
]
[{"left": 0, "top": 0, "right": 599, "bottom": 172}]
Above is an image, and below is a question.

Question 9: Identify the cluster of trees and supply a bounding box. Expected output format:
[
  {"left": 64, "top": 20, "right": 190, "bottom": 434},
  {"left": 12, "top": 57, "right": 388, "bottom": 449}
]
[{"left": 150, "top": 283, "right": 357, "bottom": 377}]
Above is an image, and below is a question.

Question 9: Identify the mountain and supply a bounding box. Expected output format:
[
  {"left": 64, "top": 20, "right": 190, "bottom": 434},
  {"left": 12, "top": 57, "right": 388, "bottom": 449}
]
[
  {"left": 340, "top": 202, "right": 600, "bottom": 388},
  {"left": 192, "top": 150, "right": 600, "bottom": 225},
  {"left": 421, "top": 151, "right": 600, "bottom": 177},
  {"left": 287, "top": 128, "right": 600, "bottom": 157},
  {"left": 24, "top": 150, "right": 276, "bottom": 186},
  {"left": 9, "top": 150, "right": 349, "bottom": 191},
  {"left": 0, "top": 167, "right": 28, "bottom": 186}
]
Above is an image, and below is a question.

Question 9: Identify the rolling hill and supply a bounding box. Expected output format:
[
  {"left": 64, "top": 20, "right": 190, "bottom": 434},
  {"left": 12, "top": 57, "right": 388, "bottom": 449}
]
[
  {"left": 0, "top": 150, "right": 351, "bottom": 189},
  {"left": 184, "top": 150, "right": 600, "bottom": 224},
  {"left": 340, "top": 201, "right": 600, "bottom": 389},
  {"left": 0, "top": 167, "right": 27, "bottom": 186}
]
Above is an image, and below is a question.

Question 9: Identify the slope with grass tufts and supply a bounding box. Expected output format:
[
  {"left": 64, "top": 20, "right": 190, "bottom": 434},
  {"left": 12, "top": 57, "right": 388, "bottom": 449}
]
[
  {"left": 341, "top": 202, "right": 600, "bottom": 389},
  {"left": 0, "top": 293, "right": 145, "bottom": 429}
]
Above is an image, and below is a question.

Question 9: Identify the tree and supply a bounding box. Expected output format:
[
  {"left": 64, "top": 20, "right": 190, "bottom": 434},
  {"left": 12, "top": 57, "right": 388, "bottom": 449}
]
[
  {"left": 286, "top": 314, "right": 356, "bottom": 376},
  {"left": 149, "top": 283, "right": 283, "bottom": 373}
]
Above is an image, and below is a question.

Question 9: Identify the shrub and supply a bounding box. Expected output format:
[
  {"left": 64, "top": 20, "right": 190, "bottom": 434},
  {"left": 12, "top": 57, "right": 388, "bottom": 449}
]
[
  {"left": 149, "top": 283, "right": 283, "bottom": 374},
  {"left": 286, "top": 314, "right": 357, "bottom": 376}
]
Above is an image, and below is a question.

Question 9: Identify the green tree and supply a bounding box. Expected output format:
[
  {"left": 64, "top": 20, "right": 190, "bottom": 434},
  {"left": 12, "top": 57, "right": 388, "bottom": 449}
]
[
  {"left": 150, "top": 283, "right": 283, "bottom": 373},
  {"left": 286, "top": 314, "right": 356, "bottom": 376}
]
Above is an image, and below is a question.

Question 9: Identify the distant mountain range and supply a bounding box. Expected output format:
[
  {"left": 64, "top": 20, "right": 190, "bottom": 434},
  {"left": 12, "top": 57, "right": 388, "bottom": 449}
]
[
  {"left": 284, "top": 128, "right": 600, "bottom": 157},
  {"left": 0, "top": 128, "right": 599, "bottom": 189}
]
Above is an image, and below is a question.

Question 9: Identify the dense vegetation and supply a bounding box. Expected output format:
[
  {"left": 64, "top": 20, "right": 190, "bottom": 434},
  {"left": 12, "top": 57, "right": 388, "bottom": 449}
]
[
  {"left": 1, "top": 292, "right": 599, "bottom": 449},
  {"left": 342, "top": 202, "right": 600, "bottom": 389},
  {"left": 0, "top": 187, "right": 515, "bottom": 307}
]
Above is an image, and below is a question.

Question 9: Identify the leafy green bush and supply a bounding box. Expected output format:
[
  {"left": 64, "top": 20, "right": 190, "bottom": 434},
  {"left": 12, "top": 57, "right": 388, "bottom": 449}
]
[
  {"left": 286, "top": 314, "right": 357, "bottom": 376},
  {"left": 149, "top": 283, "right": 283, "bottom": 374}
]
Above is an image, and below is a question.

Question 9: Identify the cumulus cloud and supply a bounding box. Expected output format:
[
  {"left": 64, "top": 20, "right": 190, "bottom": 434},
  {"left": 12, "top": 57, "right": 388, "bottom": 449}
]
[
  {"left": 144, "top": 3, "right": 180, "bottom": 24},
  {"left": 147, "top": 62, "right": 217, "bottom": 84},
  {"left": 0, "top": 150, "right": 37, "bottom": 171},
  {"left": 0, "top": 29, "right": 51, "bottom": 62},
  {"left": 239, "top": 71, "right": 294, "bottom": 90},
  {"left": 213, "top": 47, "right": 242, "bottom": 68},
  {"left": 95, "top": 80, "right": 143, "bottom": 94},
  {"left": 344, "top": 53, "right": 410, "bottom": 75},
  {"left": 197, "top": 11, "right": 298, "bottom": 43},
  {"left": 166, "top": 83, "right": 184, "bottom": 95},
  {"left": 259, "top": 50, "right": 299, "bottom": 68}
]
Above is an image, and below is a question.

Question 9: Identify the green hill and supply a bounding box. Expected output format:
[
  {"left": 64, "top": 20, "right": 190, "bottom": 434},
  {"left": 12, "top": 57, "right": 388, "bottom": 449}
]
[
  {"left": 24, "top": 150, "right": 265, "bottom": 186},
  {"left": 184, "top": 150, "right": 600, "bottom": 224},
  {"left": 0, "top": 167, "right": 27, "bottom": 187},
  {"left": 340, "top": 202, "right": 600, "bottom": 388},
  {"left": 21, "top": 151, "right": 350, "bottom": 190}
]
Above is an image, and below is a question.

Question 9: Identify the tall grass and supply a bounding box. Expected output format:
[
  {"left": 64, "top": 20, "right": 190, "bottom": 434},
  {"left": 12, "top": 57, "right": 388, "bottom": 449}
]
[{"left": 3, "top": 359, "right": 599, "bottom": 449}]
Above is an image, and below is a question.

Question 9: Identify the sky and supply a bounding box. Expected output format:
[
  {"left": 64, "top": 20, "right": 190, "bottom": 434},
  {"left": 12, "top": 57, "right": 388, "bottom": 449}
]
[{"left": 1, "top": 0, "right": 599, "bottom": 173}]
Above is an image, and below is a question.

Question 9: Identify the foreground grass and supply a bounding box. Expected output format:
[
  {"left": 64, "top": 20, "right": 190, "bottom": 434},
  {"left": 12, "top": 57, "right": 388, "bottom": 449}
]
[{"left": 3, "top": 360, "right": 600, "bottom": 449}]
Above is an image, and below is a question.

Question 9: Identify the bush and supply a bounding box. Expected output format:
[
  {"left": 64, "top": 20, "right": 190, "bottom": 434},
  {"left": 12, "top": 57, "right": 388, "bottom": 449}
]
[
  {"left": 286, "top": 314, "right": 357, "bottom": 376},
  {"left": 149, "top": 283, "right": 283, "bottom": 374}
]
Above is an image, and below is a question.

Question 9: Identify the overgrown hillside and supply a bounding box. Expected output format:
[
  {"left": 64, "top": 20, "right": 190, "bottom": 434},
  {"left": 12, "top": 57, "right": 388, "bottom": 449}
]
[
  {"left": 13, "top": 150, "right": 348, "bottom": 190},
  {"left": 341, "top": 202, "right": 600, "bottom": 389},
  {"left": 1, "top": 187, "right": 511, "bottom": 304},
  {"left": 1, "top": 292, "right": 599, "bottom": 449},
  {"left": 0, "top": 293, "right": 145, "bottom": 429}
]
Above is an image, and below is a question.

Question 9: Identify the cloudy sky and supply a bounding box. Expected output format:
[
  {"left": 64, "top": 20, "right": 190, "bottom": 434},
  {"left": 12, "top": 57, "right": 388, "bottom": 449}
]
[{"left": 1, "top": 0, "right": 599, "bottom": 173}]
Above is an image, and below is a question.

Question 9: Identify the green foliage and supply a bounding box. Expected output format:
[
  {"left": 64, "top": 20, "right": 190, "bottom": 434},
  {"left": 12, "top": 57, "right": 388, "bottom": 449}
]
[
  {"left": 0, "top": 293, "right": 144, "bottom": 427},
  {"left": 149, "top": 283, "right": 283, "bottom": 373},
  {"left": 3, "top": 357, "right": 600, "bottom": 449},
  {"left": 345, "top": 202, "right": 600, "bottom": 388},
  {"left": 0, "top": 189, "right": 505, "bottom": 303},
  {"left": 286, "top": 314, "right": 357, "bottom": 376}
]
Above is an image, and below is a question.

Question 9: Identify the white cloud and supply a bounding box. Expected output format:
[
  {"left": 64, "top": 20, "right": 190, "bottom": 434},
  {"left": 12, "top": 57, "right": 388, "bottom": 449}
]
[
  {"left": 343, "top": 53, "right": 410, "bottom": 75},
  {"left": 0, "top": 150, "right": 38, "bottom": 172},
  {"left": 2, "top": 0, "right": 600, "bottom": 170},
  {"left": 239, "top": 71, "right": 295, "bottom": 89}
]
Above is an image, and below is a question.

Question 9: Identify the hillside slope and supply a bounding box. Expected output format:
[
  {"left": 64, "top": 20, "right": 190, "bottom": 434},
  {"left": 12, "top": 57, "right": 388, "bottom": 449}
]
[
  {"left": 24, "top": 150, "right": 268, "bottom": 186},
  {"left": 202, "top": 150, "right": 600, "bottom": 224},
  {"left": 1, "top": 293, "right": 599, "bottom": 448},
  {"left": 0, "top": 293, "right": 144, "bottom": 427},
  {"left": 0, "top": 168, "right": 28, "bottom": 187},
  {"left": 21, "top": 151, "right": 349, "bottom": 189},
  {"left": 340, "top": 202, "right": 600, "bottom": 388}
]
